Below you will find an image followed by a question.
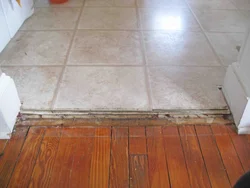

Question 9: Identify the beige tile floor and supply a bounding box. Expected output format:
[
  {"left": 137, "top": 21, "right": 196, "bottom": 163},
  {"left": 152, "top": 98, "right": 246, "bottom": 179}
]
[{"left": 0, "top": 0, "right": 249, "bottom": 111}]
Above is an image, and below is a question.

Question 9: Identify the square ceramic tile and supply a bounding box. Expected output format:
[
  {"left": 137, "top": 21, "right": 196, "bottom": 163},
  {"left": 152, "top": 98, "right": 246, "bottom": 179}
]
[
  {"left": 187, "top": 0, "right": 236, "bottom": 10},
  {"left": 241, "top": 11, "right": 250, "bottom": 28},
  {"left": 21, "top": 8, "right": 81, "bottom": 30},
  {"left": 85, "top": 0, "right": 135, "bottom": 7},
  {"left": 194, "top": 9, "right": 248, "bottom": 32},
  {"left": 136, "top": 0, "right": 187, "bottom": 8},
  {"left": 241, "top": 10, "right": 250, "bottom": 19},
  {"left": 54, "top": 66, "right": 149, "bottom": 110},
  {"left": 207, "top": 33, "right": 244, "bottom": 66},
  {"left": 68, "top": 30, "right": 143, "bottom": 65},
  {"left": 78, "top": 8, "right": 138, "bottom": 29},
  {"left": 0, "top": 31, "right": 73, "bottom": 65},
  {"left": 143, "top": 31, "right": 219, "bottom": 66},
  {"left": 230, "top": 0, "right": 250, "bottom": 10},
  {"left": 35, "top": 0, "right": 85, "bottom": 7},
  {"left": 2, "top": 66, "right": 62, "bottom": 109},
  {"left": 148, "top": 66, "right": 227, "bottom": 109},
  {"left": 139, "top": 8, "right": 201, "bottom": 31}
]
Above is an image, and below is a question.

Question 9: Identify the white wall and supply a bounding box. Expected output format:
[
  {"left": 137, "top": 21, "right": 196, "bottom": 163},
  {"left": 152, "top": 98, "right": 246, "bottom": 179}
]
[
  {"left": 0, "top": 1, "right": 11, "bottom": 53},
  {"left": 223, "top": 27, "right": 250, "bottom": 134},
  {"left": 0, "top": 0, "right": 33, "bottom": 138},
  {"left": 238, "top": 33, "right": 250, "bottom": 94},
  {"left": 1, "top": 0, "right": 34, "bottom": 37},
  {"left": 0, "top": 0, "right": 34, "bottom": 53}
]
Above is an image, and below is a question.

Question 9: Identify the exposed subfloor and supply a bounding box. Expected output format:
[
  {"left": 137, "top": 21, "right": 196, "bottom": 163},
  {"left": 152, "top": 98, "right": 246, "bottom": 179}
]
[
  {"left": 1, "top": 0, "right": 249, "bottom": 111},
  {"left": 0, "top": 124, "right": 250, "bottom": 187}
]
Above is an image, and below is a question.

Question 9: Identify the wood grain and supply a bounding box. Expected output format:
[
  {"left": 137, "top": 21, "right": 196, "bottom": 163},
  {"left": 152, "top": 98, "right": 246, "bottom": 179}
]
[
  {"left": 179, "top": 126, "right": 211, "bottom": 188},
  {"left": 129, "top": 127, "right": 147, "bottom": 154},
  {"left": 1, "top": 124, "right": 248, "bottom": 188},
  {"left": 48, "top": 127, "right": 79, "bottom": 188},
  {"left": 211, "top": 125, "right": 244, "bottom": 186},
  {"left": 69, "top": 127, "right": 95, "bottom": 187},
  {"left": 0, "top": 127, "right": 28, "bottom": 187},
  {"left": 195, "top": 126, "right": 231, "bottom": 188},
  {"left": 110, "top": 127, "right": 129, "bottom": 188},
  {"left": 162, "top": 126, "right": 191, "bottom": 188},
  {"left": 0, "top": 140, "right": 7, "bottom": 154},
  {"left": 8, "top": 127, "right": 45, "bottom": 188},
  {"left": 130, "top": 155, "right": 150, "bottom": 188},
  {"left": 89, "top": 127, "right": 111, "bottom": 188},
  {"left": 28, "top": 127, "right": 61, "bottom": 188},
  {"left": 146, "top": 127, "right": 170, "bottom": 188},
  {"left": 227, "top": 126, "right": 250, "bottom": 172}
]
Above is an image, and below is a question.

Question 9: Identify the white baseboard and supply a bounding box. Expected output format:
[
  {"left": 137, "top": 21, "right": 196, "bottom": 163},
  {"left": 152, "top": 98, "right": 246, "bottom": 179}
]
[
  {"left": 223, "top": 62, "right": 250, "bottom": 134},
  {"left": 0, "top": 73, "right": 21, "bottom": 139},
  {"left": 238, "top": 126, "right": 250, "bottom": 134}
]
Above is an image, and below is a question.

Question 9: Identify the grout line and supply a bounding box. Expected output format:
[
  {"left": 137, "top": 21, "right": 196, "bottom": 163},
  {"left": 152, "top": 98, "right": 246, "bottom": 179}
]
[
  {"left": 50, "top": 0, "right": 86, "bottom": 110},
  {"left": 64, "top": 64, "right": 145, "bottom": 67},
  {"left": 33, "top": 6, "right": 84, "bottom": 9},
  {"left": 81, "top": 5, "right": 138, "bottom": 8},
  {"left": 66, "top": 64, "right": 225, "bottom": 67},
  {"left": 34, "top": 4, "right": 248, "bottom": 10},
  {"left": 135, "top": 1, "right": 153, "bottom": 111},
  {"left": 19, "top": 29, "right": 75, "bottom": 32},
  {"left": 1, "top": 64, "right": 65, "bottom": 67},
  {"left": 82, "top": 5, "right": 137, "bottom": 8},
  {"left": 75, "top": 28, "right": 141, "bottom": 31},
  {"left": 18, "top": 28, "right": 248, "bottom": 33},
  {"left": 200, "top": 31, "right": 246, "bottom": 34},
  {"left": 1, "top": 64, "right": 228, "bottom": 68},
  {"left": 184, "top": 0, "right": 227, "bottom": 68}
]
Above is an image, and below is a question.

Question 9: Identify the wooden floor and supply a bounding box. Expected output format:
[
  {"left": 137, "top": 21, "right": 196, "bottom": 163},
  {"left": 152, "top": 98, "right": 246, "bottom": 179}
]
[{"left": 0, "top": 125, "right": 250, "bottom": 188}]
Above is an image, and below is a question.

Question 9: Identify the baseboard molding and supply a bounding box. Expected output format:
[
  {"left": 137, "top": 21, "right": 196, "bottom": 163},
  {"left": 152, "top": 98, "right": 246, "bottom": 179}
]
[
  {"left": 223, "top": 63, "right": 250, "bottom": 134},
  {"left": 0, "top": 73, "right": 21, "bottom": 139},
  {"left": 238, "top": 126, "right": 250, "bottom": 134}
]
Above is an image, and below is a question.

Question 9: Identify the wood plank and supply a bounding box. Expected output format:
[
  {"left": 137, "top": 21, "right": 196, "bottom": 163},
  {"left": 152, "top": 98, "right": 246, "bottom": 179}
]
[
  {"left": 227, "top": 126, "right": 250, "bottom": 172},
  {"left": 162, "top": 126, "right": 191, "bottom": 188},
  {"left": 179, "top": 126, "right": 211, "bottom": 188},
  {"left": 130, "top": 155, "right": 150, "bottom": 188},
  {"left": 8, "top": 127, "right": 45, "bottom": 188},
  {"left": 0, "top": 140, "right": 7, "bottom": 154},
  {"left": 28, "top": 127, "right": 61, "bottom": 188},
  {"left": 211, "top": 125, "right": 244, "bottom": 186},
  {"left": 195, "top": 126, "right": 231, "bottom": 188},
  {"left": 247, "top": 135, "right": 250, "bottom": 143},
  {"left": 0, "top": 127, "right": 29, "bottom": 187},
  {"left": 110, "top": 127, "right": 129, "bottom": 188},
  {"left": 48, "top": 127, "right": 79, "bottom": 188},
  {"left": 69, "top": 127, "right": 95, "bottom": 187},
  {"left": 146, "top": 127, "right": 170, "bottom": 188},
  {"left": 89, "top": 127, "right": 111, "bottom": 188},
  {"left": 129, "top": 127, "right": 147, "bottom": 154}
]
